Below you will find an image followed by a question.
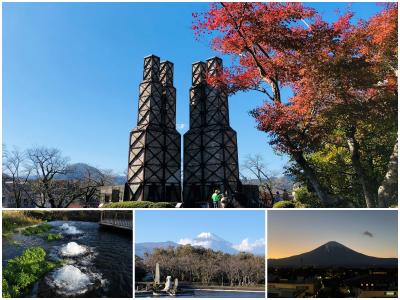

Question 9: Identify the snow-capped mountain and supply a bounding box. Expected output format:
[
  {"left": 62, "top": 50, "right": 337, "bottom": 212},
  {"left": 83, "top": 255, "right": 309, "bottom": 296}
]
[
  {"left": 135, "top": 232, "right": 265, "bottom": 257},
  {"left": 178, "top": 232, "right": 238, "bottom": 254}
]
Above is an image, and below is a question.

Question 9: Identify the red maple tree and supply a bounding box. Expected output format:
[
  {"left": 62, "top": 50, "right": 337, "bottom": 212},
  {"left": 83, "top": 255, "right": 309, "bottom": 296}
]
[{"left": 193, "top": 3, "right": 398, "bottom": 207}]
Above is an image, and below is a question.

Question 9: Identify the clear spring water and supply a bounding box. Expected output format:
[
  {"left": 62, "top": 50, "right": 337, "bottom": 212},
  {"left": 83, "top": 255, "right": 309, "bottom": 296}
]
[{"left": 3, "top": 220, "right": 132, "bottom": 298}]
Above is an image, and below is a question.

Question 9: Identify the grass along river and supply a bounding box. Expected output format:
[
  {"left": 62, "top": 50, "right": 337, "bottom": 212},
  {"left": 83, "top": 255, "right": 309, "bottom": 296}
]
[{"left": 3, "top": 220, "right": 132, "bottom": 298}]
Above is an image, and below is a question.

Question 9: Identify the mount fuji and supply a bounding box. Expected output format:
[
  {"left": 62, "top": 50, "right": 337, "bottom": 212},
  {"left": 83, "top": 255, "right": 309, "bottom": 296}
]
[
  {"left": 178, "top": 232, "right": 239, "bottom": 254},
  {"left": 269, "top": 241, "right": 397, "bottom": 268}
]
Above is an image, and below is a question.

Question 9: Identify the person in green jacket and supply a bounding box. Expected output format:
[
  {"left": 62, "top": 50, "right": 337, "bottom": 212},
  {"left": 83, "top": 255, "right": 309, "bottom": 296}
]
[{"left": 211, "top": 190, "right": 221, "bottom": 208}]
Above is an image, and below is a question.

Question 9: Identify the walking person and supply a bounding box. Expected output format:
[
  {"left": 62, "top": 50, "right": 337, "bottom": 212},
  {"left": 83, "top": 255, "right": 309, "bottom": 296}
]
[
  {"left": 211, "top": 189, "right": 221, "bottom": 208},
  {"left": 275, "top": 191, "right": 281, "bottom": 201},
  {"left": 220, "top": 191, "right": 229, "bottom": 208},
  {"left": 272, "top": 191, "right": 281, "bottom": 206}
]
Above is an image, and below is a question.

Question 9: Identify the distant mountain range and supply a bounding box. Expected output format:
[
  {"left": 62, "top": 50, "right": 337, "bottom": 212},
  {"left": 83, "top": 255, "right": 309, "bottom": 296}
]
[
  {"left": 269, "top": 241, "right": 398, "bottom": 268},
  {"left": 136, "top": 241, "right": 178, "bottom": 257},
  {"left": 58, "top": 163, "right": 103, "bottom": 180},
  {"left": 56, "top": 163, "right": 126, "bottom": 184},
  {"left": 136, "top": 232, "right": 264, "bottom": 257},
  {"left": 59, "top": 165, "right": 293, "bottom": 188},
  {"left": 241, "top": 175, "right": 293, "bottom": 192}
]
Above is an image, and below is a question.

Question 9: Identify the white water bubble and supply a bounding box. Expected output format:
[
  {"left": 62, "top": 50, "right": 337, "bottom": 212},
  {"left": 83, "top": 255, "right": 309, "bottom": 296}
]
[
  {"left": 59, "top": 223, "right": 82, "bottom": 235},
  {"left": 59, "top": 242, "right": 88, "bottom": 257},
  {"left": 50, "top": 265, "right": 92, "bottom": 296}
]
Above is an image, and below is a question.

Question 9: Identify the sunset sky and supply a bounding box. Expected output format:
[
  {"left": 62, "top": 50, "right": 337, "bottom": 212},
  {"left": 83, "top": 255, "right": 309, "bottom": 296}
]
[{"left": 268, "top": 210, "right": 398, "bottom": 259}]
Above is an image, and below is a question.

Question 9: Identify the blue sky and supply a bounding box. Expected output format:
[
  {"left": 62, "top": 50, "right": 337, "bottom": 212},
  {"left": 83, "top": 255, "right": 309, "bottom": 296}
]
[
  {"left": 268, "top": 210, "right": 398, "bottom": 258},
  {"left": 135, "top": 210, "right": 265, "bottom": 245},
  {"left": 3, "top": 3, "right": 385, "bottom": 176}
]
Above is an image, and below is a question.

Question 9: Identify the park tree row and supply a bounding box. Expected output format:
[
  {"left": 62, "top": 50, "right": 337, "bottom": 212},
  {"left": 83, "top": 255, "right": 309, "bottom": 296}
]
[
  {"left": 136, "top": 245, "right": 265, "bottom": 287},
  {"left": 3, "top": 146, "right": 115, "bottom": 208}
]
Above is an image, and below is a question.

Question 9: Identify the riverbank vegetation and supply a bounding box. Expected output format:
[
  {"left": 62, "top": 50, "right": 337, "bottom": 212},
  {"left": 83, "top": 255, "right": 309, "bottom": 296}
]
[
  {"left": 2, "top": 247, "right": 59, "bottom": 298},
  {"left": 2, "top": 211, "right": 42, "bottom": 234},
  {"left": 23, "top": 210, "right": 100, "bottom": 222},
  {"left": 46, "top": 233, "right": 63, "bottom": 241},
  {"left": 21, "top": 223, "right": 52, "bottom": 235},
  {"left": 136, "top": 245, "right": 265, "bottom": 287},
  {"left": 3, "top": 210, "right": 102, "bottom": 240},
  {"left": 3, "top": 210, "right": 100, "bottom": 231},
  {"left": 4, "top": 213, "right": 64, "bottom": 241},
  {"left": 20, "top": 225, "right": 63, "bottom": 241}
]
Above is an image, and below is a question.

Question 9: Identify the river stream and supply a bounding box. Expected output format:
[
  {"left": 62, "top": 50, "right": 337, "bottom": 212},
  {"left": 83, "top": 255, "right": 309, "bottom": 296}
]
[{"left": 3, "top": 220, "right": 132, "bottom": 298}]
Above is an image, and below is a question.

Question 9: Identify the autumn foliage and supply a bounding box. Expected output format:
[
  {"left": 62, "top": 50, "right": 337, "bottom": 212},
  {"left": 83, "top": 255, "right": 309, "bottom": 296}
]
[{"left": 193, "top": 3, "right": 398, "bottom": 207}]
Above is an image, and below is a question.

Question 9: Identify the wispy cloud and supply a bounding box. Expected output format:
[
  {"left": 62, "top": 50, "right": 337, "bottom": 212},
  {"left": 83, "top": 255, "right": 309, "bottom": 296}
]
[
  {"left": 178, "top": 238, "right": 195, "bottom": 245},
  {"left": 176, "top": 123, "right": 186, "bottom": 130},
  {"left": 178, "top": 237, "right": 212, "bottom": 249},
  {"left": 233, "top": 238, "right": 265, "bottom": 254},
  {"left": 178, "top": 232, "right": 218, "bottom": 249},
  {"left": 178, "top": 233, "right": 265, "bottom": 255},
  {"left": 363, "top": 231, "right": 374, "bottom": 238}
]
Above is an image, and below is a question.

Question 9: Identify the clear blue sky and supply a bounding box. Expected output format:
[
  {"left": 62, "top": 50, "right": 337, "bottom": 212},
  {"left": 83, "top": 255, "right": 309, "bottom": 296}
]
[
  {"left": 268, "top": 210, "right": 398, "bottom": 259},
  {"left": 3, "top": 3, "right": 385, "bottom": 176},
  {"left": 135, "top": 210, "right": 265, "bottom": 244}
]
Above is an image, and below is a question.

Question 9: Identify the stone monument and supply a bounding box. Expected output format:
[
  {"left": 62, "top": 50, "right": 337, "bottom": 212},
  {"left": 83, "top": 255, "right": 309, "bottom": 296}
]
[{"left": 155, "top": 262, "right": 160, "bottom": 284}]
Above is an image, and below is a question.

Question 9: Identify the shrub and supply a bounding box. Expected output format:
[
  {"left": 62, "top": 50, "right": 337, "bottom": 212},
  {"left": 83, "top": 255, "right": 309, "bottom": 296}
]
[
  {"left": 2, "top": 247, "right": 58, "bottom": 298},
  {"left": 273, "top": 201, "right": 295, "bottom": 208},
  {"left": 102, "top": 201, "right": 174, "bottom": 208},
  {"left": 293, "top": 186, "right": 321, "bottom": 208},
  {"left": 21, "top": 223, "right": 52, "bottom": 236},
  {"left": 150, "top": 202, "right": 175, "bottom": 208},
  {"left": 47, "top": 233, "right": 63, "bottom": 241}
]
